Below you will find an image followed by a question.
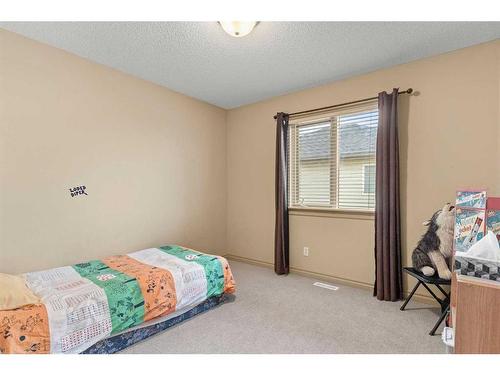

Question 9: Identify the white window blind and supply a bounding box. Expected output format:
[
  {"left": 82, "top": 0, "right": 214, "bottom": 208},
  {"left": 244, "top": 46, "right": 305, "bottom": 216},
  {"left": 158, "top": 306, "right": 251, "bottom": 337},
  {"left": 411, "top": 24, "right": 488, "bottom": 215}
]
[{"left": 288, "top": 101, "right": 378, "bottom": 211}]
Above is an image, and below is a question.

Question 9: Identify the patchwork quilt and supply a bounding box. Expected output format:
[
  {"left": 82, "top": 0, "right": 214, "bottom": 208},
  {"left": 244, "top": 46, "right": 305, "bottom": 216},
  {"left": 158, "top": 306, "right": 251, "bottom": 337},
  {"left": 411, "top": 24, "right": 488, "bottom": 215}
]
[{"left": 0, "top": 245, "right": 235, "bottom": 354}]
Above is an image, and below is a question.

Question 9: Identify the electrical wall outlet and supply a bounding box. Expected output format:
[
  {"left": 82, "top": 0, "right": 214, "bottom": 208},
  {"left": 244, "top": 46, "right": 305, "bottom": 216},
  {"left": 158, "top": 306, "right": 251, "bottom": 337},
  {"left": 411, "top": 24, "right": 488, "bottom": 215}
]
[{"left": 303, "top": 247, "right": 309, "bottom": 256}]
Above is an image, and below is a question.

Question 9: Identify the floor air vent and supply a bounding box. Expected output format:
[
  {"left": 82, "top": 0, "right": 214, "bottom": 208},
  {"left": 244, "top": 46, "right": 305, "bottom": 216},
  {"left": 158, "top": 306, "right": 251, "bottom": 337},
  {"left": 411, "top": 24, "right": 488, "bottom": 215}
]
[{"left": 313, "top": 282, "right": 339, "bottom": 291}]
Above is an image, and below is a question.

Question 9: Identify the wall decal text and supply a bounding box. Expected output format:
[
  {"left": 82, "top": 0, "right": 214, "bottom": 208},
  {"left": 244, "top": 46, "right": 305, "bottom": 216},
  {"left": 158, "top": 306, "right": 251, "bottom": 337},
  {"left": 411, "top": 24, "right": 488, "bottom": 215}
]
[{"left": 69, "top": 185, "right": 88, "bottom": 197}]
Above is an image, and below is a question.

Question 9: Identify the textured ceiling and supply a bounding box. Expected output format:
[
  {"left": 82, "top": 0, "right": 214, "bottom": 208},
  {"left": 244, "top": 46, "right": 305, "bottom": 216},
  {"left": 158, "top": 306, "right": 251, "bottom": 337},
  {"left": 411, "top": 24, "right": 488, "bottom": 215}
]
[{"left": 1, "top": 22, "right": 499, "bottom": 108}]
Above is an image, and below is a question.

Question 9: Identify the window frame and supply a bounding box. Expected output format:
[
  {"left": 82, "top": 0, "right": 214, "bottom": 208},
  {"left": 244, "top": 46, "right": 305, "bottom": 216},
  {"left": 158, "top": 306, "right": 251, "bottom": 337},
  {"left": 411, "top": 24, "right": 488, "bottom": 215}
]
[{"left": 287, "top": 101, "right": 378, "bottom": 214}]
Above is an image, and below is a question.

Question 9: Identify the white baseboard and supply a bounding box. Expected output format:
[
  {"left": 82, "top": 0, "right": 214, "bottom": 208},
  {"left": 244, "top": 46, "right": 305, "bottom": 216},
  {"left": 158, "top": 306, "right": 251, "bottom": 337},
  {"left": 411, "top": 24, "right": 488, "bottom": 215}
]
[{"left": 224, "top": 253, "right": 441, "bottom": 307}]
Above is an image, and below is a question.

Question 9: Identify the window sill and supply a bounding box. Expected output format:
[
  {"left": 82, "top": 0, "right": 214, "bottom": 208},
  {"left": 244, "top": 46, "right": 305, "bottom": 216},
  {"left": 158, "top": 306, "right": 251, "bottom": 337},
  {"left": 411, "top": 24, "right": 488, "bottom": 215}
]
[{"left": 288, "top": 207, "right": 375, "bottom": 220}]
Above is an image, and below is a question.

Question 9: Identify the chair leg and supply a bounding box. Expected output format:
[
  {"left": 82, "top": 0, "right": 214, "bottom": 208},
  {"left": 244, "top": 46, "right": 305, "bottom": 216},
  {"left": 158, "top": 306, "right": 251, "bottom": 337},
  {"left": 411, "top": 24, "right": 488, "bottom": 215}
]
[
  {"left": 400, "top": 281, "right": 421, "bottom": 311},
  {"left": 439, "top": 297, "right": 450, "bottom": 312},
  {"left": 421, "top": 282, "right": 444, "bottom": 305},
  {"left": 435, "top": 284, "right": 450, "bottom": 300},
  {"left": 429, "top": 305, "right": 449, "bottom": 336}
]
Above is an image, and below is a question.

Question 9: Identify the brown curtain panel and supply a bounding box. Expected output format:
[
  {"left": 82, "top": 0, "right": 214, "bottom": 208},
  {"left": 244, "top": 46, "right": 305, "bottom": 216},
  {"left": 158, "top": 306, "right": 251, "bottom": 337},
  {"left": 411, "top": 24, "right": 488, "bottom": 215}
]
[
  {"left": 274, "top": 112, "right": 290, "bottom": 275},
  {"left": 374, "top": 88, "right": 403, "bottom": 301}
]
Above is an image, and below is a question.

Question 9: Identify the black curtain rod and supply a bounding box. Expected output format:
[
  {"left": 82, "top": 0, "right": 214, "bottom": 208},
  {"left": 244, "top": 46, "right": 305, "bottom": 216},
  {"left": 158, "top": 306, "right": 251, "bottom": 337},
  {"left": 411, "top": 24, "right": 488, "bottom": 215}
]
[{"left": 273, "top": 88, "right": 413, "bottom": 119}]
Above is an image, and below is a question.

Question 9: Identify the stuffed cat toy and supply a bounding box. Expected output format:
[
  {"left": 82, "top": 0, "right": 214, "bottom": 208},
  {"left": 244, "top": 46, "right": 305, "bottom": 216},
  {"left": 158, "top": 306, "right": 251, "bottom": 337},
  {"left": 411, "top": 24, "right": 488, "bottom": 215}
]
[{"left": 411, "top": 203, "right": 455, "bottom": 280}]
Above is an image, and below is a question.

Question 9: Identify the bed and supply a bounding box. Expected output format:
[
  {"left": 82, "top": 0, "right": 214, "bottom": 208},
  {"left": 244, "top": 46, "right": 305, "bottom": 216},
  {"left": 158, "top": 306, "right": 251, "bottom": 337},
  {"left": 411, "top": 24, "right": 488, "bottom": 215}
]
[{"left": 0, "top": 245, "right": 235, "bottom": 354}]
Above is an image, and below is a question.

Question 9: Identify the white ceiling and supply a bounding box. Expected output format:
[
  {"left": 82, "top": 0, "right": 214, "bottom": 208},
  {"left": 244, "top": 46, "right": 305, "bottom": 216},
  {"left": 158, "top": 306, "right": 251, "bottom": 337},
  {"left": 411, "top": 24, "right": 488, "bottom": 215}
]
[{"left": 1, "top": 22, "right": 499, "bottom": 109}]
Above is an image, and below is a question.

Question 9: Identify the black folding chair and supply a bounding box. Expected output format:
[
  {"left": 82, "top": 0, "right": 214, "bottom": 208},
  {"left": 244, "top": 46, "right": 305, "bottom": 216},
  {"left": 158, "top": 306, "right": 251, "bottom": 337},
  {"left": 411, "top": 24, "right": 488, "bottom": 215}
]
[{"left": 400, "top": 267, "right": 451, "bottom": 336}]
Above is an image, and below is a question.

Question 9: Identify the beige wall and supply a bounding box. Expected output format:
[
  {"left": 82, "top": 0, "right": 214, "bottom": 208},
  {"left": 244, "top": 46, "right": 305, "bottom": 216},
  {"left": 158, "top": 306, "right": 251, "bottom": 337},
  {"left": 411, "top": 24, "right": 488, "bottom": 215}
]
[
  {"left": 1, "top": 29, "right": 499, "bottom": 300},
  {"left": 226, "top": 40, "right": 500, "bottom": 297},
  {"left": 496, "top": 43, "right": 500, "bottom": 191},
  {"left": 0, "top": 30, "right": 227, "bottom": 274}
]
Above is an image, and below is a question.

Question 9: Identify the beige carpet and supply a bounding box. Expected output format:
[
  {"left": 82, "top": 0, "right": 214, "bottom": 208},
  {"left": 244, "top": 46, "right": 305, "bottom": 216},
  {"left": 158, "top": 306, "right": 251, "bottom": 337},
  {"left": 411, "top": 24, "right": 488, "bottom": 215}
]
[{"left": 120, "top": 260, "right": 445, "bottom": 354}]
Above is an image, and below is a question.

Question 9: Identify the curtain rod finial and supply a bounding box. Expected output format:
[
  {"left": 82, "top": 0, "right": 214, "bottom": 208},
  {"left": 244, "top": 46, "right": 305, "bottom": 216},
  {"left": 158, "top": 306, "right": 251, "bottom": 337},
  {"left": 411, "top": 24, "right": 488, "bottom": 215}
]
[{"left": 406, "top": 88, "right": 413, "bottom": 94}]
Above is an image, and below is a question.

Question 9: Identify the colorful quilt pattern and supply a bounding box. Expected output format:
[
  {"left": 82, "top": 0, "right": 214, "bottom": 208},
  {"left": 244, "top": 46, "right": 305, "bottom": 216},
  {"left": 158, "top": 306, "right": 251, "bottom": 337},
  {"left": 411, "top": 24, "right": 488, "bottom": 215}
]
[{"left": 0, "top": 245, "right": 235, "bottom": 354}]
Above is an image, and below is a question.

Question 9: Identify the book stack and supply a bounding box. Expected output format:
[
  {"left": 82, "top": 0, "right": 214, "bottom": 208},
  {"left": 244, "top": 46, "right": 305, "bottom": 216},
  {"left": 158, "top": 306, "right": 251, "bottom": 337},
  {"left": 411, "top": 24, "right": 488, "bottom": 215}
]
[
  {"left": 454, "top": 190, "right": 487, "bottom": 253},
  {"left": 454, "top": 190, "right": 500, "bottom": 281}
]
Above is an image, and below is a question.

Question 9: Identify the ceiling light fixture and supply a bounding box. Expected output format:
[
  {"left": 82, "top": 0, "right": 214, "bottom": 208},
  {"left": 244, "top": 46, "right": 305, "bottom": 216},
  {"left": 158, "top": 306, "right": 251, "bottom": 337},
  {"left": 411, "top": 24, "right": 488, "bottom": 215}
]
[{"left": 219, "top": 21, "right": 258, "bottom": 38}]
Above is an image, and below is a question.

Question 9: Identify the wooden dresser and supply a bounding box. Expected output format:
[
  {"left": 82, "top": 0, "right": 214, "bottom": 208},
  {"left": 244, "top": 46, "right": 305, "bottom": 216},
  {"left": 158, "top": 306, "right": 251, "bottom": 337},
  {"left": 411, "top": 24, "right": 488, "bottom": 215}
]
[{"left": 451, "top": 273, "right": 500, "bottom": 353}]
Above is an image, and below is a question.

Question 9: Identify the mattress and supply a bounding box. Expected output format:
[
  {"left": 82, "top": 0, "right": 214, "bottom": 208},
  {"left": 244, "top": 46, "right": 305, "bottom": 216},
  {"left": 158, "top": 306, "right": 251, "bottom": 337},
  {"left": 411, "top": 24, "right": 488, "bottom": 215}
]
[
  {"left": 0, "top": 245, "right": 235, "bottom": 354},
  {"left": 82, "top": 295, "right": 225, "bottom": 354}
]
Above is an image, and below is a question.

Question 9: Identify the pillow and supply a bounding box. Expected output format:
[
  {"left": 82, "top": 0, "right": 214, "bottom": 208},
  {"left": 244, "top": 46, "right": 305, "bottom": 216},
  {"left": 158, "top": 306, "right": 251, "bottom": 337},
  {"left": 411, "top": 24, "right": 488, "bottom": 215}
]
[{"left": 0, "top": 273, "right": 41, "bottom": 310}]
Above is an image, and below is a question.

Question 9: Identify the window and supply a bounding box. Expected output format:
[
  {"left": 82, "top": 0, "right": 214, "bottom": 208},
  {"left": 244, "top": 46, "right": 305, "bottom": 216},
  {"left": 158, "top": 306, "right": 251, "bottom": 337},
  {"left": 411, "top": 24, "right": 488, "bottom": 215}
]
[
  {"left": 288, "top": 101, "right": 378, "bottom": 211},
  {"left": 363, "top": 164, "right": 376, "bottom": 194}
]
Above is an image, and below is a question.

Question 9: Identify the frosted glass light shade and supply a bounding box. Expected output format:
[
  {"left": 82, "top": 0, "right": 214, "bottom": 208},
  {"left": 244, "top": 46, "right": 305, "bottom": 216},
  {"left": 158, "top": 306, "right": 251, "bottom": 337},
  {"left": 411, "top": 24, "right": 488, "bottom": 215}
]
[{"left": 219, "top": 21, "right": 258, "bottom": 37}]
